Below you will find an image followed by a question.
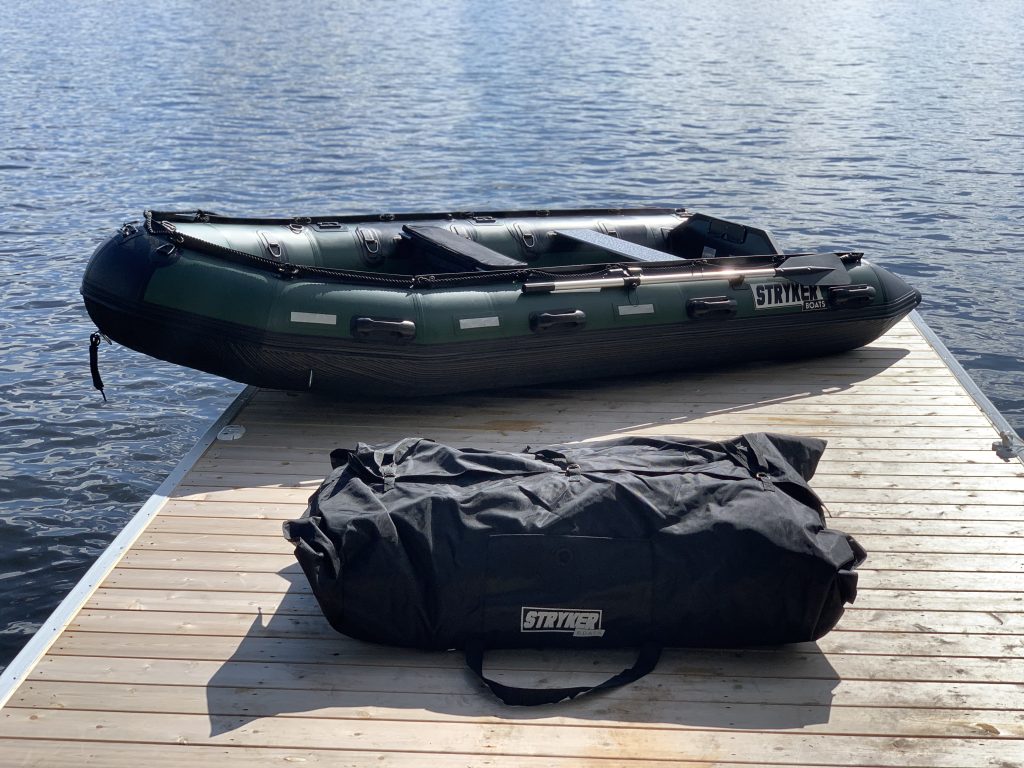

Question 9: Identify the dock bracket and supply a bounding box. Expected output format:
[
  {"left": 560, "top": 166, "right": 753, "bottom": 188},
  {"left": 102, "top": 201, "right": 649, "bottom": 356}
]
[{"left": 992, "top": 431, "right": 1024, "bottom": 461}]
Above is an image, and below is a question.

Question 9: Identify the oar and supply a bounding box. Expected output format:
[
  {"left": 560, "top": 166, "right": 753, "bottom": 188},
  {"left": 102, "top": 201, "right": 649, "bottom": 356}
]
[
  {"left": 521, "top": 253, "right": 851, "bottom": 294},
  {"left": 771, "top": 254, "right": 851, "bottom": 286}
]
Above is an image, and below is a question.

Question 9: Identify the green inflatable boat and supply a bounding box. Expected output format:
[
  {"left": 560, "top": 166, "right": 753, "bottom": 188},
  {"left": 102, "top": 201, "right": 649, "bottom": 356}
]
[{"left": 81, "top": 207, "right": 921, "bottom": 397}]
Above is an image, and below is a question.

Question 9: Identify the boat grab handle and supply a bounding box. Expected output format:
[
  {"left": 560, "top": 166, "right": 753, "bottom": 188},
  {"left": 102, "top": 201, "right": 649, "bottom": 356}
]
[
  {"left": 687, "top": 296, "right": 738, "bottom": 320},
  {"left": 828, "top": 284, "right": 876, "bottom": 308},
  {"left": 353, "top": 316, "right": 417, "bottom": 340},
  {"left": 531, "top": 309, "right": 587, "bottom": 332}
]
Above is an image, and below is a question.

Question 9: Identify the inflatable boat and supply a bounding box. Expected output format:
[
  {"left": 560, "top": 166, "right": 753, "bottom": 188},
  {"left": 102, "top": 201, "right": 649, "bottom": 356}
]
[{"left": 81, "top": 207, "right": 921, "bottom": 397}]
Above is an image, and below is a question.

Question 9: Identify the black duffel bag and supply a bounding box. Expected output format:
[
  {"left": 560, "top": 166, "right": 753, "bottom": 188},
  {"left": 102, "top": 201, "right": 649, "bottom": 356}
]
[{"left": 283, "top": 433, "right": 865, "bottom": 705}]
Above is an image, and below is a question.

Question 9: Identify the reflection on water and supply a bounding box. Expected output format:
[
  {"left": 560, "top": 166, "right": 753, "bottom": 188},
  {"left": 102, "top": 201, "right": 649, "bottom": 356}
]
[{"left": 1, "top": 0, "right": 1022, "bottom": 669}]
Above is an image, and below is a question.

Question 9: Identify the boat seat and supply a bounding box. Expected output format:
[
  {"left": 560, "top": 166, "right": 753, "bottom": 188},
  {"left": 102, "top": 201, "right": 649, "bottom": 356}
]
[
  {"left": 403, "top": 225, "right": 527, "bottom": 271},
  {"left": 554, "top": 228, "right": 684, "bottom": 263}
]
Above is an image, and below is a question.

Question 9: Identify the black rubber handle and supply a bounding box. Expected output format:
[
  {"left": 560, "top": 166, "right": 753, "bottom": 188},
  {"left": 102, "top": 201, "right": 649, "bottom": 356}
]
[
  {"left": 352, "top": 316, "right": 416, "bottom": 340},
  {"left": 828, "top": 285, "right": 876, "bottom": 308},
  {"left": 687, "top": 296, "right": 737, "bottom": 319},
  {"left": 530, "top": 309, "right": 587, "bottom": 332}
]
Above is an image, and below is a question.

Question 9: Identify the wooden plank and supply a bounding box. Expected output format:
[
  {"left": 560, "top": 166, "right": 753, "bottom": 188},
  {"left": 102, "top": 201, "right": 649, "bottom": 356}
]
[
  {"left": 44, "top": 632, "right": 1024, "bottom": 684},
  {"left": 2, "top": 708, "right": 1021, "bottom": 768},
  {"left": 22, "top": 655, "right": 1024, "bottom": 712},
  {"left": 130, "top": 528, "right": 1024, "bottom": 557},
  {"left": 259, "top": 381, "right": 973, "bottom": 405},
  {"left": 175, "top": 468, "right": 1024, "bottom": 493},
  {"left": 200, "top": 437, "right": 1007, "bottom": 460},
  {"left": 240, "top": 401, "right": 991, "bottom": 423},
  {"left": 230, "top": 416, "right": 998, "bottom": 436},
  {"left": 133, "top": 532, "right": 296, "bottom": 555},
  {"left": 815, "top": 475, "right": 1024, "bottom": 491},
  {"left": 160, "top": 500, "right": 304, "bottom": 518},
  {"left": 92, "top": 570, "right": 1024, "bottom": 613},
  {"left": 827, "top": 503, "right": 1024, "bottom": 521},
  {"left": 0, "top": 739, "right": 861, "bottom": 768},
  {"left": 63, "top": 607, "right": 1024, "bottom": 649},
  {"left": 238, "top": 396, "right": 988, "bottom": 428},
  {"left": 204, "top": 435, "right": 1006, "bottom": 457},
  {"left": 102, "top": 567, "right": 299, "bottom": 592},
  {"left": 80, "top": 584, "right": 1024, "bottom": 617},
  {"left": 249, "top": 379, "right": 970, "bottom": 399},
  {"left": 856, "top": 569, "right": 1024, "bottom": 591},
  {"left": 117, "top": 547, "right": 1024, "bottom": 576},
  {"left": 149, "top": 512, "right": 1024, "bottom": 540},
  {"left": 238, "top": 399, "right": 988, "bottom": 427},
  {"left": 818, "top": 451, "right": 1019, "bottom": 467},
  {"left": 821, "top": 460, "right": 1024, "bottom": 477},
  {"left": 156, "top": 513, "right": 1024, "bottom": 541},
  {"left": 187, "top": 456, "right": 1022, "bottom": 479},
  {"left": 240, "top": 365, "right": 961, "bottom": 391},
  {"left": 98, "top": 564, "right": 1024, "bottom": 603},
  {"left": 851, "top": 535, "right": 1024, "bottom": 555},
  {"left": 169, "top": 484, "right": 1024, "bottom": 507},
  {"left": 831, "top": 519, "right": 1024, "bottom": 537},
  {"left": 818, "top": 488, "right": 1023, "bottom": 506},
  {"left": 83, "top": 588, "right": 322, "bottom": 615},
  {"left": 9, "top": 680, "right": 1024, "bottom": 740},
  {"left": 155, "top": 498, "right": 1024, "bottom": 522}
]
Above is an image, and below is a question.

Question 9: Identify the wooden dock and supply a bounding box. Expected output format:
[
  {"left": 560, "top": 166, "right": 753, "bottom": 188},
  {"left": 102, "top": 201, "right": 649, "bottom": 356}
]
[{"left": 2, "top": 313, "right": 1022, "bottom": 767}]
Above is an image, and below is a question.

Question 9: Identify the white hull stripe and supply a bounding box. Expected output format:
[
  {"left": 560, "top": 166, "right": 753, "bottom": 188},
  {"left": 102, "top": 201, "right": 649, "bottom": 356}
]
[
  {"left": 290, "top": 311, "right": 337, "bottom": 325},
  {"left": 459, "top": 316, "right": 500, "bottom": 330},
  {"left": 617, "top": 303, "right": 655, "bottom": 316}
]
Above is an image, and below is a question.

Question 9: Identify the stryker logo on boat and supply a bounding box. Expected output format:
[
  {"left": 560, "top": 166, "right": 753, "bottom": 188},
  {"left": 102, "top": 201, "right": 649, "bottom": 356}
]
[
  {"left": 521, "top": 607, "right": 605, "bottom": 637},
  {"left": 752, "top": 282, "right": 827, "bottom": 311}
]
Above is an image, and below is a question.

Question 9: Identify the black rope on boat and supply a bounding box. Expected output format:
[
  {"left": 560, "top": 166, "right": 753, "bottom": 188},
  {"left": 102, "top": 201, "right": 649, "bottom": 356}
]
[{"left": 89, "top": 332, "right": 108, "bottom": 402}]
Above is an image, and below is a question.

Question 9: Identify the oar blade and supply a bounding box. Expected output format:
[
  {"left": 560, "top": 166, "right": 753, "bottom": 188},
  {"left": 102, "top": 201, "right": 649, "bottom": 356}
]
[{"left": 775, "top": 254, "right": 851, "bottom": 286}]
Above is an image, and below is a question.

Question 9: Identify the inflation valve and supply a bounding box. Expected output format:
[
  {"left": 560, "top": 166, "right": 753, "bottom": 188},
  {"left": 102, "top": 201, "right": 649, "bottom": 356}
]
[{"left": 89, "top": 332, "right": 109, "bottom": 402}]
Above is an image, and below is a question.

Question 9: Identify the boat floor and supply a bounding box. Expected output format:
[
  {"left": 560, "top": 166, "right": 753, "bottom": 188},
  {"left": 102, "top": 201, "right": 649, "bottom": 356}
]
[{"left": 1, "top": 314, "right": 1023, "bottom": 767}]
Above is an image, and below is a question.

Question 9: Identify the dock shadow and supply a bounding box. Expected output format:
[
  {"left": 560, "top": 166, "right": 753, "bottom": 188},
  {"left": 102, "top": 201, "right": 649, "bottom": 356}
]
[{"left": 205, "top": 569, "right": 842, "bottom": 736}]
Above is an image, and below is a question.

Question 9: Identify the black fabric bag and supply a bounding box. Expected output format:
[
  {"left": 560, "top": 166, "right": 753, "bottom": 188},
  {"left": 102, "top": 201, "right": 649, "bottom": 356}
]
[{"left": 283, "top": 433, "right": 865, "bottom": 705}]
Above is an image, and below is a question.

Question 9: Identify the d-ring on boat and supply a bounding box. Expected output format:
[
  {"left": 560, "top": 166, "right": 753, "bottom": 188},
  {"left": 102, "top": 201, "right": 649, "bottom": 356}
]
[{"left": 81, "top": 207, "right": 921, "bottom": 397}]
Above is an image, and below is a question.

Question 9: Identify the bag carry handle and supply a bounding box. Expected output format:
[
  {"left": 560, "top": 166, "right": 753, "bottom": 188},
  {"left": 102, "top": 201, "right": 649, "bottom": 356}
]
[{"left": 465, "top": 641, "right": 661, "bottom": 706}]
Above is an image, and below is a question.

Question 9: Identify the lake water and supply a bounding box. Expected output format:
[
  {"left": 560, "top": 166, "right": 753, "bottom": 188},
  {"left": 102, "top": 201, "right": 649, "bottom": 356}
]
[{"left": 1, "top": 0, "right": 1021, "bottom": 670}]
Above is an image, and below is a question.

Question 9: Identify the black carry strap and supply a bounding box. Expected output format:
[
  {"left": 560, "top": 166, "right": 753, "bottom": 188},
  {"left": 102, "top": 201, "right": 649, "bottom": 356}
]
[
  {"left": 89, "top": 332, "right": 107, "bottom": 402},
  {"left": 465, "top": 641, "right": 661, "bottom": 706}
]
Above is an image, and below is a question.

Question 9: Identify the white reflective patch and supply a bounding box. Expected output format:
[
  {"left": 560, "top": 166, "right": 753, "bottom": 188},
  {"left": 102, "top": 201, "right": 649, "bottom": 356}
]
[
  {"left": 459, "top": 316, "right": 500, "bottom": 330},
  {"left": 701, "top": 246, "right": 717, "bottom": 258},
  {"left": 290, "top": 311, "right": 337, "bottom": 325},
  {"left": 617, "top": 303, "right": 655, "bottom": 316}
]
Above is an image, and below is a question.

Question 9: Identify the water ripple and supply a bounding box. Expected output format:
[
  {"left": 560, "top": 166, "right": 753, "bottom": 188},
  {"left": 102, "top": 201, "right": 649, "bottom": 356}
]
[{"left": 1, "top": 0, "right": 1022, "bottom": 670}]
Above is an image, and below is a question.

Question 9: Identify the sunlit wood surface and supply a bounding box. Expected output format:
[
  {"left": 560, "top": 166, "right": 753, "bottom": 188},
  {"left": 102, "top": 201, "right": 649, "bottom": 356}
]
[{"left": 2, "top": 317, "right": 1022, "bottom": 767}]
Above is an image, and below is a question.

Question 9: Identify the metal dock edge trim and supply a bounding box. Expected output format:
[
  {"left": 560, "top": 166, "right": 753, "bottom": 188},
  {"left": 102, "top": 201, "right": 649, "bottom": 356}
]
[
  {"left": 910, "top": 310, "right": 1024, "bottom": 463},
  {"left": 0, "top": 385, "right": 259, "bottom": 709}
]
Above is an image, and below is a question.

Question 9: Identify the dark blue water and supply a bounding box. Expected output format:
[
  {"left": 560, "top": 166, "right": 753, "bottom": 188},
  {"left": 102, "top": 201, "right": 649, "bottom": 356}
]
[{"left": 1, "top": 0, "right": 1022, "bottom": 670}]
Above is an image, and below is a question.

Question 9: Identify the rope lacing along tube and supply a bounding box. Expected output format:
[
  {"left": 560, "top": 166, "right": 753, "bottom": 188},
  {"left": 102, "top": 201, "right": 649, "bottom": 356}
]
[{"left": 142, "top": 210, "right": 686, "bottom": 291}]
